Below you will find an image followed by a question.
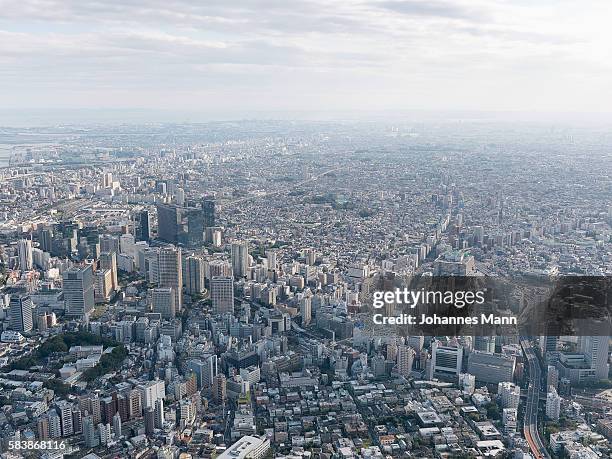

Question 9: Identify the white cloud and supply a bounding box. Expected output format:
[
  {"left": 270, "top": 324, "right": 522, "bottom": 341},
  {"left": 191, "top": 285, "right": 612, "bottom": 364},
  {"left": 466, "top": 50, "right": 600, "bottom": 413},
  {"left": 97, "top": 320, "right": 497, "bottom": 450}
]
[{"left": 0, "top": 0, "right": 611, "bottom": 114}]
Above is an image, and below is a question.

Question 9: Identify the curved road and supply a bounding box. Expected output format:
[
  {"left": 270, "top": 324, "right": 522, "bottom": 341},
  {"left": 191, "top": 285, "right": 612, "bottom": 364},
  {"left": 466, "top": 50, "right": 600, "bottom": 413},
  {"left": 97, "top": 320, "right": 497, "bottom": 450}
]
[{"left": 521, "top": 338, "right": 551, "bottom": 459}]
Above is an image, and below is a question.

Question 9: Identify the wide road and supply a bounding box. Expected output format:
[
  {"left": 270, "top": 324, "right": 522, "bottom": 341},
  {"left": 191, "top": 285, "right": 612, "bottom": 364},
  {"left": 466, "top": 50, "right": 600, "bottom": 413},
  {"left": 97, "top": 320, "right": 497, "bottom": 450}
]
[{"left": 521, "top": 338, "right": 551, "bottom": 459}]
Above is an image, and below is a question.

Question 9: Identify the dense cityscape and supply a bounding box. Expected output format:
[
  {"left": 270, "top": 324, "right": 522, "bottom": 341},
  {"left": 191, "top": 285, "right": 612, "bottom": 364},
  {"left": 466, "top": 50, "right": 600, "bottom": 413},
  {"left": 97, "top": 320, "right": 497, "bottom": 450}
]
[{"left": 0, "top": 120, "right": 610, "bottom": 459}]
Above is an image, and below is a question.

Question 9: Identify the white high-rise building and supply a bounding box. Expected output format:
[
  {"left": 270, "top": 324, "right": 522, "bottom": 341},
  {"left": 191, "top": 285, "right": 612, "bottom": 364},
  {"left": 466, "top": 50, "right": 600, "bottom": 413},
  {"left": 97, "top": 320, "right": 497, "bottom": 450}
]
[
  {"left": 63, "top": 264, "right": 95, "bottom": 319},
  {"left": 299, "top": 295, "right": 312, "bottom": 326},
  {"left": 18, "top": 239, "right": 33, "bottom": 271},
  {"left": 546, "top": 387, "right": 561, "bottom": 421},
  {"left": 139, "top": 379, "right": 165, "bottom": 410},
  {"left": 9, "top": 294, "right": 33, "bottom": 332},
  {"left": 154, "top": 399, "right": 165, "bottom": 428},
  {"left": 158, "top": 246, "right": 182, "bottom": 312},
  {"left": 231, "top": 241, "right": 249, "bottom": 279},
  {"left": 428, "top": 340, "right": 463, "bottom": 379},
  {"left": 397, "top": 345, "right": 415, "bottom": 376},
  {"left": 211, "top": 276, "right": 234, "bottom": 314},
  {"left": 151, "top": 287, "right": 176, "bottom": 319},
  {"left": 498, "top": 381, "right": 521, "bottom": 409},
  {"left": 57, "top": 402, "right": 73, "bottom": 437}
]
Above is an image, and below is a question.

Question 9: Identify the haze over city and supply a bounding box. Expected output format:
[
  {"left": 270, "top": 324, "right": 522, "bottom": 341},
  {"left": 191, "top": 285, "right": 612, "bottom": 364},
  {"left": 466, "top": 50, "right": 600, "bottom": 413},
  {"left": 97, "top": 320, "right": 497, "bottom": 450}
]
[{"left": 0, "top": 2, "right": 611, "bottom": 459}]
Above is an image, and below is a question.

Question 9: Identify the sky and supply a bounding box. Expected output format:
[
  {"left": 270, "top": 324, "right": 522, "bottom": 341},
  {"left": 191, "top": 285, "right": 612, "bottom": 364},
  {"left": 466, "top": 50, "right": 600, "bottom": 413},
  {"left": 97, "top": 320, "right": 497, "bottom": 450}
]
[{"left": 1, "top": 0, "right": 612, "bottom": 118}]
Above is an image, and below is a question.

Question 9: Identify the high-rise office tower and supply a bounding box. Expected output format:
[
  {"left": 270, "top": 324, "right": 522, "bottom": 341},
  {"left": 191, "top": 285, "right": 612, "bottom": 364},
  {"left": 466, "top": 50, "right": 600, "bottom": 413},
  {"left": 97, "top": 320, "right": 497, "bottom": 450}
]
[
  {"left": 144, "top": 408, "right": 155, "bottom": 436},
  {"left": 99, "top": 235, "right": 120, "bottom": 255},
  {"left": 211, "top": 276, "right": 234, "bottom": 314},
  {"left": 213, "top": 374, "right": 227, "bottom": 403},
  {"left": 9, "top": 294, "right": 33, "bottom": 332},
  {"left": 138, "top": 210, "right": 151, "bottom": 242},
  {"left": 99, "top": 251, "right": 118, "bottom": 292},
  {"left": 18, "top": 239, "right": 33, "bottom": 271},
  {"left": 176, "top": 188, "right": 185, "bottom": 207},
  {"left": 467, "top": 351, "right": 516, "bottom": 384},
  {"left": 156, "top": 203, "right": 181, "bottom": 243},
  {"left": 94, "top": 269, "right": 113, "bottom": 303},
  {"left": 202, "top": 199, "right": 215, "bottom": 228},
  {"left": 40, "top": 228, "right": 53, "bottom": 253},
  {"left": 300, "top": 295, "right": 312, "bottom": 326},
  {"left": 151, "top": 287, "right": 176, "bottom": 319},
  {"left": 185, "top": 256, "right": 205, "bottom": 294},
  {"left": 63, "top": 264, "right": 95, "bottom": 319},
  {"left": 158, "top": 246, "right": 182, "bottom": 312},
  {"left": 428, "top": 340, "right": 463, "bottom": 379},
  {"left": 231, "top": 241, "right": 249, "bottom": 279},
  {"left": 397, "top": 345, "right": 416, "bottom": 376},
  {"left": 578, "top": 335, "right": 610, "bottom": 380}
]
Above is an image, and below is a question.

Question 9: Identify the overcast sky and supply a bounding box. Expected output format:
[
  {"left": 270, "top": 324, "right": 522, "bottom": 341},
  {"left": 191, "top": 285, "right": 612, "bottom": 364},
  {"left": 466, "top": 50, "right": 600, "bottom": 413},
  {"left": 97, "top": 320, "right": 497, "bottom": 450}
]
[{"left": 1, "top": 0, "right": 612, "bottom": 117}]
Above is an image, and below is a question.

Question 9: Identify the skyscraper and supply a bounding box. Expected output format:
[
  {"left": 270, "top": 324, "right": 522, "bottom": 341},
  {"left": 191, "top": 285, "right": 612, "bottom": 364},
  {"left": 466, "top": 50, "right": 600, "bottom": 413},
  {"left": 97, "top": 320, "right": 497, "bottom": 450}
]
[
  {"left": 99, "top": 234, "right": 120, "bottom": 255},
  {"left": 151, "top": 287, "right": 176, "bottom": 319},
  {"left": 154, "top": 399, "right": 164, "bottom": 428},
  {"left": 18, "top": 239, "right": 33, "bottom": 271},
  {"left": 211, "top": 276, "right": 234, "bottom": 314},
  {"left": 9, "top": 294, "right": 33, "bottom": 332},
  {"left": 397, "top": 345, "right": 416, "bottom": 376},
  {"left": 158, "top": 246, "right": 182, "bottom": 312},
  {"left": 63, "top": 264, "right": 95, "bottom": 319},
  {"left": 428, "top": 340, "right": 463, "bottom": 379},
  {"left": 138, "top": 210, "right": 151, "bottom": 242},
  {"left": 202, "top": 199, "right": 216, "bottom": 228},
  {"left": 99, "top": 251, "right": 118, "bottom": 292},
  {"left": 231, "top": 241, "right": 249, "bottom": 279},
  {"left": 578, "top": 335, "right": 610, "bottom": 380},
  {"left": 185, "top": 255, "right": 205, "bottom": 295},
  {"left": 144, "top": 408, "right": 155, "bottom": 436},
  {"left": 156, "top": 203, "right": 181, "bottom": 243}
]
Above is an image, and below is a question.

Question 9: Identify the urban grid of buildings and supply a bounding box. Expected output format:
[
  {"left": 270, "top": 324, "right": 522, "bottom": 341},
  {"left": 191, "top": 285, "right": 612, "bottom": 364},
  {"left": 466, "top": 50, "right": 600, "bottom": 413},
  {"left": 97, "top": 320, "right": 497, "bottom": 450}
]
[{"left": 0, "top": 120, "right": 610, "bottom": 459}]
